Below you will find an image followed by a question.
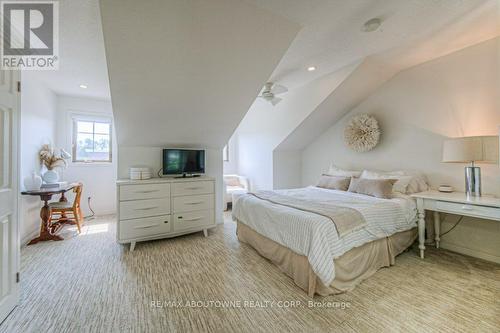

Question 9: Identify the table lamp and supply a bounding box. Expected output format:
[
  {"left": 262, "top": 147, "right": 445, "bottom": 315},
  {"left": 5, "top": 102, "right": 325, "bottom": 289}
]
[{"left": 442, "top": 136, "right": 499, "bottom": 197}]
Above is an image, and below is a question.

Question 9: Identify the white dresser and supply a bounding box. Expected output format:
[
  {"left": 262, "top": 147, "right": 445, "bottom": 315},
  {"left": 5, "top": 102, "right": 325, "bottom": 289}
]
[{"left": 116, "top": 177, "right": 216, "bottom": 251}]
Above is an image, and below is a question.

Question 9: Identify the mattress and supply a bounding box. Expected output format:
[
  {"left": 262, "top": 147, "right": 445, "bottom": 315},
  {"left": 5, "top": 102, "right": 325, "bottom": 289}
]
[{"left": 232, "top": 186, "right": 418, "bottom": 285}]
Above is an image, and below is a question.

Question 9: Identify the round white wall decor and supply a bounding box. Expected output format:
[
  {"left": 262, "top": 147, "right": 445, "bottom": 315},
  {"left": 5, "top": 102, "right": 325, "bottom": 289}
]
[{"left": 344, "top": 114, "right": 380, "bottom": 152}]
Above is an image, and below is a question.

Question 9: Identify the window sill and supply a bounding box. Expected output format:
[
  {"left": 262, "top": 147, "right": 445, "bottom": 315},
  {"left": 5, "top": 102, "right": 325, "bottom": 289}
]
[{"left": 70, "top": 162, "right": 114, "bottom": 167}]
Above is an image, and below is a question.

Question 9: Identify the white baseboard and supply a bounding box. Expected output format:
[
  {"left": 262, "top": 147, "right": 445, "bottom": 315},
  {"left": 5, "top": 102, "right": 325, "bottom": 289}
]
[
  {"left": 21, "top": 229, "right": 40, "bottom": 247},
  {"left": 440, "top": 241, "right": 500, "bottom": 264}
]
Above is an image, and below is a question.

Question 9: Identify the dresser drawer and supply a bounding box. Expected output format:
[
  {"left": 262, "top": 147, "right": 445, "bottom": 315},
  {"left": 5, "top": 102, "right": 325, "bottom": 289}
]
[
  {"left": 172, "top": 181, "right": 213, "bottom": 197},
  {"left": 436, "top": 201, "right": 500, "bottom": 220},
  {"left": 173, "top": 210, "right": 214, "bottom": 231},
  {"left": 120, "top": 198, "right": 170, "bottom": 220},
  {"left": 119, "top": 215, "right": 171, "bottom": 240},
  {"left": 120, "top": 183, "right": 170, "bottom": 201},
  {"left": 173, "top": 194, "right": 214, "bottom": 213}
]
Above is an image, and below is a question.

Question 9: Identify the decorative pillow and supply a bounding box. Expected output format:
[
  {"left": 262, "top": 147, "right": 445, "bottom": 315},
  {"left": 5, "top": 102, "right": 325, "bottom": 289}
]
[
  {"left": 360, "top": 170, "right": 428, "bottom": 194},
  {"left": 224, "top": 177, "right": 240, "bottom": 187},
  {"left": 348, "top": 177, "right": 396, "bottom": 199},
  {"left": 360, "top": 170, "right": 412, "bottom": 194},
  {"left": 316, "top": 175, "right": 351, "bottom": 191},
  {"left": 326, "top": 164, "right": 362, "bottom": 178},
  {"left": 391, "top": 170, "right": 429, "bottom": 194}
]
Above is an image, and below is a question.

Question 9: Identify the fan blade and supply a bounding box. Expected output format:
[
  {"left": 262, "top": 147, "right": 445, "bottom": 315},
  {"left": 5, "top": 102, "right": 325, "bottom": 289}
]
[
  {"left": 271, "top": 97, "right": 282, "bottom": 106},
  {"left": 271, "top": 84, "right": 288, "bottom": 95}
]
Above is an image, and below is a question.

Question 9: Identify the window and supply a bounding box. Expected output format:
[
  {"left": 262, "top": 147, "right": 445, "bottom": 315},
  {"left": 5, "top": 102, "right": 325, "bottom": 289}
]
[
  {"left": 222, "top": 145, "right": 229, "bottom": 162},
  {"left": 72, "top": 118, "right": 112, "bottom": 163}
]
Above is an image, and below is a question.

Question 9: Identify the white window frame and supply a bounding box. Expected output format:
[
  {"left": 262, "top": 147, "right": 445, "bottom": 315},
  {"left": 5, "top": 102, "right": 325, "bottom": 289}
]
[
  {"left": 71, "top": 114, "right": 113, "bottom": 164},
  {"left": 222, "top": 144, "right": 229, "bottom": 162}
]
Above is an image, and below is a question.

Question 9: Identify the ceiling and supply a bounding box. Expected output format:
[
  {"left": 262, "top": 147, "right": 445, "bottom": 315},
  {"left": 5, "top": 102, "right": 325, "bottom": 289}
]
[
  {"left": 27, "top": 0, "right": 110, "bottom": 100},
  {"left": 24, "top": 0, "right": 498, "bottom": 150},
  {"left": 246, "top": 0, "right": 499, "bottom": 89},
  {"left": 280, "top": 2, "right": 500, "bottom": 150},
  {"left": 100, "top": 0, "right": 299, "bottom": 147}
]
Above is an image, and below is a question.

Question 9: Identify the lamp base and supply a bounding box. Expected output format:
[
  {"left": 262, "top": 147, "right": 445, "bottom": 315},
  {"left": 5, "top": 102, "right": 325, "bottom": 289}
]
[{"left": 465, "top": 166, "right": 481, "bottom": 197}]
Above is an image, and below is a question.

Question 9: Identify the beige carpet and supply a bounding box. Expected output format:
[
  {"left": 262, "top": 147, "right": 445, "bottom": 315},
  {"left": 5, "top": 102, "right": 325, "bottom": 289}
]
[{"left": 1, "top": 213, "right": 499, "bottom": 332}]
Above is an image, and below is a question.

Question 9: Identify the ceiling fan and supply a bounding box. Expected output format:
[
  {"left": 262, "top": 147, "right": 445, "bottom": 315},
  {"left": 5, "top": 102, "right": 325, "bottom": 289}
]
[{"left": 258, "top": 82, "right": 288, "bottom": 106}]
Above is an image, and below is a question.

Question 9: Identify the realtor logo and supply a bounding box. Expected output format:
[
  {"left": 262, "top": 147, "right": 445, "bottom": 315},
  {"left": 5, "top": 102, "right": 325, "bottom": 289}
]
[{"left": 1, "top": 1, "right": 59, "bottom": 70}]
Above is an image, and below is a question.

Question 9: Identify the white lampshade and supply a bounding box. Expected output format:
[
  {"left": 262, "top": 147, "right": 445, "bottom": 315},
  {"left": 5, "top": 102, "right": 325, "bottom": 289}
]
[{"left": 442, "top": 136, "right": 499, "bottom": 164}]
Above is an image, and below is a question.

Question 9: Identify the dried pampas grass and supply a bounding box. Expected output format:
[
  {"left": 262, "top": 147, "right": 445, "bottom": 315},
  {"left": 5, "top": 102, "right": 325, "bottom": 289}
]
[
  {"left": 39, "top": 144, "right": 67, "bottom": 170},
  {"left": 344, "top": 114, "right": 380, "bottom": 152}
]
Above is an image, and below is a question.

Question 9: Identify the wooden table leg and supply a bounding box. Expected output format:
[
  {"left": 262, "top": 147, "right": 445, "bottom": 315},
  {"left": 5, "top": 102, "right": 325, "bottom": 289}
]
[{"left": 27, "top": 197, "right": 64, "bottom": 245}]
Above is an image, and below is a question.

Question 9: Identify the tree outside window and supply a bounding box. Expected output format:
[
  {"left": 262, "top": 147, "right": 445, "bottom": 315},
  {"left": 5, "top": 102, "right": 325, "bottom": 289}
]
[{"left": 72, "top": 119, "right": 112, "bottom": 163}]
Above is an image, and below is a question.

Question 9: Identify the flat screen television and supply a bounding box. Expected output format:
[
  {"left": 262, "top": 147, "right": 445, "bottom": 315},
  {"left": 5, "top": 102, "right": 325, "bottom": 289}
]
[{"left": 163, "top": 149, "right": 205, "bottom": 176}]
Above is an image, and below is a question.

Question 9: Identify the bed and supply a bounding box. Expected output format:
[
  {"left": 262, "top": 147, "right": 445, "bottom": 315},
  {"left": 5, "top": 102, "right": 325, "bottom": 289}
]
[{"left": 232, "top": 186, "right": 418, "bottom": 296}]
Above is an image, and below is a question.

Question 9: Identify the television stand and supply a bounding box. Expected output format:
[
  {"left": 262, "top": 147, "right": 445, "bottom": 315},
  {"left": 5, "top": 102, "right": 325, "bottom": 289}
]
[{"left": 175, "top": 173, "right": 201, "bottom": 178}]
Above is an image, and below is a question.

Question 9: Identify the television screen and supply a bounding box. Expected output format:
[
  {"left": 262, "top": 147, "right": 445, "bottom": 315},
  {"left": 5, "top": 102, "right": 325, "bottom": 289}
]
[{"left": 163, "top": 149, "right": 205, "bottom": 175}]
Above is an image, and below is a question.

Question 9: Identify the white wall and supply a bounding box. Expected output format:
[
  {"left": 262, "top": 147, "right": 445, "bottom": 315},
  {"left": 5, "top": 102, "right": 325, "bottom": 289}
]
[
  {"left": 273, "top": 150, "right": 302, "bottom": 190},
  {"left": 302, "top": 37, "right": 500, "bottom": 262},
  {"left": 223, "top": 134, "right": 238, "bottom": 175},
  {"left": 55, "top": 96, "right": 117, "bottom": 216},
  {"left": 118, "top": 146, "right": 224, "bottom": 225},
  {"left": 19, "top": 75, "right": 57, "bottom": 243}
]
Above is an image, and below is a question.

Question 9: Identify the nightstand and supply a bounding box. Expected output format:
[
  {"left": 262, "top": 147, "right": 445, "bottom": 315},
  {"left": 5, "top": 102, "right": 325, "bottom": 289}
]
[{"left": 411, "top": 191, "right": 500, "bottom": 259}]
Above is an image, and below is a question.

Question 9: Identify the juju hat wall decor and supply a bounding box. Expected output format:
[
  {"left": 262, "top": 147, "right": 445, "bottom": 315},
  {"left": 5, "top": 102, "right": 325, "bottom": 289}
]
[{"left": 344, "top": 114, "right": 380, "bottom": 152}]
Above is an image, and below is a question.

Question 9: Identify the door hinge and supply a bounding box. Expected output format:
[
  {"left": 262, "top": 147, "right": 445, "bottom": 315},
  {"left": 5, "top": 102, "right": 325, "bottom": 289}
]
[
  {"left": 16, "top": 272, "right": 20, "bottom": 283},
  {"left": 17, "top": 81, "right": 21, "bottom": 93}
]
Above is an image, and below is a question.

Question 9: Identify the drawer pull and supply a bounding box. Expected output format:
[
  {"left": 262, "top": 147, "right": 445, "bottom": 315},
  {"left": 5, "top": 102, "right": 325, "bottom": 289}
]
[
  {"left": 134, "top": 206, "right": 158, "bottom": 211},
  {"left": 185, "top": 187, "right": 202, "bottom": 190},
  {"left": 133, "top": 223, "right": 161, "bottom": 229},
  {"left": 181, "top": 217, "right": 203, "bottom": 222},
  {"left": 462, "top": 205, "right": 474, "bottom": 211},
  {"left": 186, "top": 201, "right": 204, "bottom": 205},
  {"left": 136, "top": 190, "right": 159, "bottom": 194}
]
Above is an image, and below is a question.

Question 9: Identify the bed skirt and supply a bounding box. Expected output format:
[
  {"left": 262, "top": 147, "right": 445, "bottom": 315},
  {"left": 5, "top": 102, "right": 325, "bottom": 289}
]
[{"left": 236, "top": 221, "right": 417, "bottom": 297}]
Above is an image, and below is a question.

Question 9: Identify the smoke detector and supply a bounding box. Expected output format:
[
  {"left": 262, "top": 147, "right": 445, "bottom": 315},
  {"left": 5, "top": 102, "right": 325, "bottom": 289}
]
[{"left": 362, "top": 18, "right": 382, "bottom": 32}]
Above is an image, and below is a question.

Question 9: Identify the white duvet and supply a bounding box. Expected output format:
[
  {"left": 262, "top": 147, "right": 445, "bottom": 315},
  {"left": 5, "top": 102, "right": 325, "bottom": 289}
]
[{"left": 232, "top": 186, "right": 417, "bottom": 286}]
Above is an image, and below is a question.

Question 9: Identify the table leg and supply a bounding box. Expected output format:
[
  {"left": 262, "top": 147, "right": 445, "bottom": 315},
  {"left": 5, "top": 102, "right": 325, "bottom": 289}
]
[
  {"left": 433, "top": 211, "right": 440, "bottom": 249},
  {"left": 27, "top": 198, "right": 64, "bottom": 245},
  {"left": 59, "top": 192, "right": 68, "bottom": 202},
  {"left": 416, "top": 198, "right": 426, "bottom": 259}
]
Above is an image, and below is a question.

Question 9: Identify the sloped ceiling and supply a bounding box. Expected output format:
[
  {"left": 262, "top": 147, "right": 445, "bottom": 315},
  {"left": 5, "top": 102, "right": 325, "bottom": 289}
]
[
  {"left": 246, "top": 0, "right": 498, "bottom": 89},
  {"left": 237, "top": 61, "right": 360, "bottom": 147},
  {"left": 276, "top": 58, "right": 397, "bottom": 151},
  {"left": 99, "top": 0, "right": 299, "bottom": 147},
  {"left": 26, "top": 0, "right": 110, "bottom": 100},
  {"left": 272, "top": 0, "right": 500, "bottom": 151}
]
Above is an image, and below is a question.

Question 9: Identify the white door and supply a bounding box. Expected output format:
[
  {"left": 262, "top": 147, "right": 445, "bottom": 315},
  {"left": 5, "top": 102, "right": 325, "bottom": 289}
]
[{"left": 0, "top": 69, "right": 20, "bottom": 323}]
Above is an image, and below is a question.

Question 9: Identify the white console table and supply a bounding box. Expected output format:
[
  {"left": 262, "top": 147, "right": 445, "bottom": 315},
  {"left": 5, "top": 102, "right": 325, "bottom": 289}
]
[{"left": 411, "top": 191, "right": 500, "bottom": 259}]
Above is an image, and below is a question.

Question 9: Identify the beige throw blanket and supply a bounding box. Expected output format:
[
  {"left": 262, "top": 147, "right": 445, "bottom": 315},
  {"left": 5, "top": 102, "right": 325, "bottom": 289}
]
[{"left": 248, "top": 190, "right": 367, "bottom": 237}]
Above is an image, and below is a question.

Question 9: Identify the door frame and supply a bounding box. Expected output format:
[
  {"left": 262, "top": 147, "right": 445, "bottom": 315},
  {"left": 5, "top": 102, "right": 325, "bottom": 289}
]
[{"left": 0, "top": 70, "right": 21, "bottom": 324}]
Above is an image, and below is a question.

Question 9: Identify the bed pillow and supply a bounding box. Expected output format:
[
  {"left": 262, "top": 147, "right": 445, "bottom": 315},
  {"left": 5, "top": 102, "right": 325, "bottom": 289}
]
[
  {"left": 361, "top": 170, "right": 428, "bottom": 194},
  {"left": 391, "top": 170, "right": 429, "bottom": 194},
  {"left": 326, "top": 164, "right": 362, "bottom": 178},
  {"left": 348, "top": 177, "right": 396, "bottom": 199},
  {"left": 224, "top": 177, "right": 241, "bottom": 187},
  {"left": 316, "top": 175, "right": 351, "bottom": 191},
  {"left": 360, "top": 170, "right": 412, "bottom": 194}
]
